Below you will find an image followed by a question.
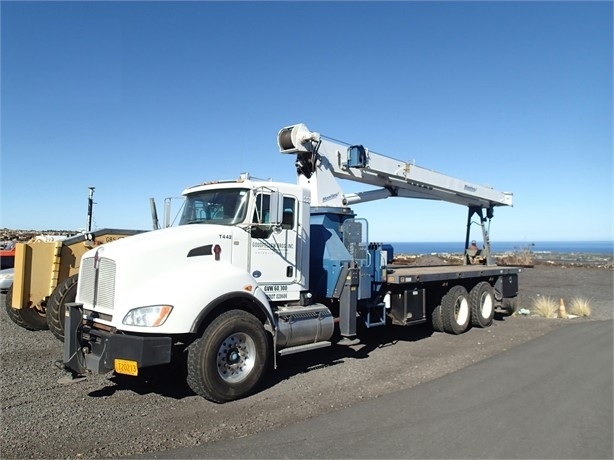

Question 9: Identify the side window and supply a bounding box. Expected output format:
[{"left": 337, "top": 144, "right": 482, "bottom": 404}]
[
  {"left": 253, "top": 194, "right": 296, "bottom": 230},
  {"left": 281, "top": 197, "right": 295, "bottom": 230},
  {"left": 253, "top": 194, "right": 270, "bottom": 224}
]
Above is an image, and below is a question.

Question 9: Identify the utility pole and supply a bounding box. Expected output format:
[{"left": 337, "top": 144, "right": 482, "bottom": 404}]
[{"left": 86, "top": 187, "right": 95, "bottom": 232}]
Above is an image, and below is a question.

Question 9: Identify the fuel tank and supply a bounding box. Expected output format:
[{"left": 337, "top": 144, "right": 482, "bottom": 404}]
[{"left": 275, "top": 303, "right": 334, "bottom": 349}]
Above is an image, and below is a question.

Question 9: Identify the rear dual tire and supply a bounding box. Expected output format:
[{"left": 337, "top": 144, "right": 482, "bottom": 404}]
[
  {"left": 441, "top": 285, "right": 471, "bottom": 335},
  {"left": 432, "top": 282, "right": 496, "bottom": 334},
  {"left": 431, "top": 304, "right": 444, "bottom": 332},
  {"left": 469, "top": 281, "right": 495, "bottom": 328}
]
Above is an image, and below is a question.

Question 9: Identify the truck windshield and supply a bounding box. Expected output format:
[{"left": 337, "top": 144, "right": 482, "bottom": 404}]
[{"left": 179, "top": 188, "right": 250, "bottom": 226}]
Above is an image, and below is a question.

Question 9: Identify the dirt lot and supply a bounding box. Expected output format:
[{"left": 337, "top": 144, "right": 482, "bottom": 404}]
[{"left": 1, "top": 265, "right": 612, "bottom": 459}]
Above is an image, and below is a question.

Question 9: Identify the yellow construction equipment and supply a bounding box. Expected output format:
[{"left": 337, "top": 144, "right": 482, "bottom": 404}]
[
  {"left": 5, "top": 187, "right": 146, "bottom": 341},
  {"left": 6, "top": 229, "right": 143, "bottom": 340}
]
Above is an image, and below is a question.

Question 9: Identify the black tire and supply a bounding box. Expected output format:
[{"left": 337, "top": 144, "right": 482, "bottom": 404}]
[
  {"left": 187, "top": 309, "right": 271, "bottom": 403},
  {"left": 46, "top": 274, "right": 78, "bottom": 342},
  {"left": 431, "top": 304, "right": 444, "bottom": 332},
  {"left": 4, "top": 285, "right": 49, "bottom": 330},
  {"left": 4, "top": 286, "right": 30, "bottom": 329},
  {"left": 19, "top": 303, "right": 49, "bottom": 330},
  {"left": 470, "top": 282, "right": 495, "bottom": 328},
  {"left": 441, "top": 285, "right": 471, "bottom": 335}
]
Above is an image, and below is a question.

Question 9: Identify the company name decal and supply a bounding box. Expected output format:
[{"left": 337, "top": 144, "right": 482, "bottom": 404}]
[{"left": 252, "top": 242, "right": 294, "bottom": 250}]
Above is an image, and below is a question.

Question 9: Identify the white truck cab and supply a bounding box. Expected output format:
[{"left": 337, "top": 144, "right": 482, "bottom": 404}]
[{"left": 74, "top": 178, "right": 311, "bottom": 335}]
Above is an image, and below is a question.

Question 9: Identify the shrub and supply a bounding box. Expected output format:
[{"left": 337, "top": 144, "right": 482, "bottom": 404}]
[
  {"left": 569, "top": 297, "right": 592, "bottom": 317},
  {"left": 532, "top": 296, "right": 558, "bottom": 318},
  {"left": 497, "top": 244, "right": 535, "bottom": 266},
  {"left": 514, "top": 245, "right": 535, "bottom": 266}
]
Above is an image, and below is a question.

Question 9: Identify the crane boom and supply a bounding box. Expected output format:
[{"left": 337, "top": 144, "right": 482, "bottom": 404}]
[{"left": 278, "top": 123, "right": 513, "bottom": 210}]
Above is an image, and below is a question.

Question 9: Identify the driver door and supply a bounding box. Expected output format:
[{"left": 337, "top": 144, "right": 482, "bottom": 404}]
[{"left": 249, "top": 192, "right": 299, "bottom": 301}]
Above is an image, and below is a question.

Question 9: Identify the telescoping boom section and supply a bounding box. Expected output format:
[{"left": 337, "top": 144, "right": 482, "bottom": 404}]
[
  {"left": 277, "top": 123, "right": 512, "bottom": 209},
  {"left": 278, "top": 123, "right": 512, "bottom": 264}
]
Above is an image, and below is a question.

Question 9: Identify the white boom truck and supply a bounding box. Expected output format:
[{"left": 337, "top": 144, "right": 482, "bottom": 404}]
[{"left": 63, "top": 123, "right": 521, "bottom": 403}]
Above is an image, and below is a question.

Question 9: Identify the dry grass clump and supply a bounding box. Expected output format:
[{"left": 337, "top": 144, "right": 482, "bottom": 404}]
[
  {"left": 568, "top": 297, "right": 592, "bottom": 317},
  {"left": 514, "top": 246, "right": 535, "bottom": 265},
  {"left": 532, "top": 296, "right": 558, "bottom": 318},
  {"left": 497, "top": 244, "right": 535, "bottom": 266}
]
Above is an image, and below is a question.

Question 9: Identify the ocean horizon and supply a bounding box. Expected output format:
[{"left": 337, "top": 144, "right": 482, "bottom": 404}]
[{"left": 386, "top": 240, "right": 614, "bottom": 256}]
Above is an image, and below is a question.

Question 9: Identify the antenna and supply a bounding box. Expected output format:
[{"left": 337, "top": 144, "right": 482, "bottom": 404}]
[{"left": 87, "top": 187, "right": 95, "bottom": 232}]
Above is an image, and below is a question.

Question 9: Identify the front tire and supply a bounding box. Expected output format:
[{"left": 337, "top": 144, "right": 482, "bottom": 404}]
[
  {"left": 46, "top": 274, "right": 78, "bottom": 342},
  {"left": 470, "top": 282, "right": 495, "bottom": 328},
  {"left": 441, "top": 285, "right": 471, "bottom": 335},
  {"left": 4, "top": 286, "right": 29, "bottom": 329},
  {"left": 187, "top": 309, "right": 270, "bottom": 403}
]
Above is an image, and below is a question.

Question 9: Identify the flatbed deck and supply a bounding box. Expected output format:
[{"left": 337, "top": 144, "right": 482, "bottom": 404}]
[{"left": 384, "top": 264, "right": 522, "bottom": 284}]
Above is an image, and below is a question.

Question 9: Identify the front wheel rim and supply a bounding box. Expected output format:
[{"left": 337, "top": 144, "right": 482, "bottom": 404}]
[{"left": 216, "top": 332, "right": 256, "bottom": 383}]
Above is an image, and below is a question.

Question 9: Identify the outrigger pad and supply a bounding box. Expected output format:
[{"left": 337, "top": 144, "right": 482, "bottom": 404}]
[
  {"left": 57, "top": 374, "right": 87, "bottom": 385},
  {"left": 55, "top": 358, "right": 87, "bottom": 384},
  {"left": 337, "top": 336, "right": 360, "bottom": 346}
]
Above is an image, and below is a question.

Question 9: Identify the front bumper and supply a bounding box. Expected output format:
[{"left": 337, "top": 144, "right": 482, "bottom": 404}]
[{"left": 63, "top": 302, "right": 172, "bottom": 375}]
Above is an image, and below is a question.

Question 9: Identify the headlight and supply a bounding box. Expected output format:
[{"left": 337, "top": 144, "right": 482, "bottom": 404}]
[
  {"left": 0, "top": 273, "right": 14, "bottom": 281},
  {"left": 122, "top": 305, "right": 173, "bottom": 327}
]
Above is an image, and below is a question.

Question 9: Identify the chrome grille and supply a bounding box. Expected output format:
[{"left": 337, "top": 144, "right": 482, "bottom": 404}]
[
  {"left": 97, "top": 258, "right": 116, "bottom": 310},
  {"left": 77, "top": 256, "right": 116, "bottom": 310},
  {"left": 79, "top": 258, "right": 96, "bottom": 305}
]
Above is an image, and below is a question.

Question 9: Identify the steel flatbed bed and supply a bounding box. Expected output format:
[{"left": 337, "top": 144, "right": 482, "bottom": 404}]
[{"left": 384, "top": 264, "right": 522, "bottom": 284}]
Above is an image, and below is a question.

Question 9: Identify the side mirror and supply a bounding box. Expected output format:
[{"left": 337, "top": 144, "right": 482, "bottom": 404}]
[
  {"left": 268, "top": 190, "right": 283, "bottom": 227},
  {"left": 250, "top": 226, "right": 273, "bottom": 239},
  {"left": 250, "top": 188, "right": 283, "bottom": 238}
]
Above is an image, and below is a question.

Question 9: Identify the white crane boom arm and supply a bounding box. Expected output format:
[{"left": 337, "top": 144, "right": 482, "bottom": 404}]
[{"left": 278, "top": 123, "right": 513, "bottom": 210}]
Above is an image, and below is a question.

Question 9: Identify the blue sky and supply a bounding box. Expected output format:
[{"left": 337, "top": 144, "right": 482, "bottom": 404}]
[{"left": 1, "top": 1, "right": 612, "bottom": 243}]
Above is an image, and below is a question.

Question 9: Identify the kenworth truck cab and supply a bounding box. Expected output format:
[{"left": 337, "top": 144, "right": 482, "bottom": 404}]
[{"left": 63, "top": 123, "right": 520, "bottom": 403}]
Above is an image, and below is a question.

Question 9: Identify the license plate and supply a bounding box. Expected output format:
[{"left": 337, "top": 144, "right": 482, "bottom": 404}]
[{"left": 114, "top": 358, "right": 138, "bottom": 376}]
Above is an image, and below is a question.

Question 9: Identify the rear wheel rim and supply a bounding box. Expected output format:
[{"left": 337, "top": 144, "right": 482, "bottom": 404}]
[
  {"left": 480, "top": 292, "right": 493, "bottom": 319},
  {"left": 455, "top": 297, "right": 469, "bottom": 325}
]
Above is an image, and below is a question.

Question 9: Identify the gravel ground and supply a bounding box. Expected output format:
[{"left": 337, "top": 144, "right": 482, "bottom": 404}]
[{"left": 1, "top": 265, "right": 612, "bottom": 459}]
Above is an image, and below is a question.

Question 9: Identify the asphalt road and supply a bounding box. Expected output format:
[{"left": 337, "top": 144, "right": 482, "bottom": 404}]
[{"left": 136, "top": 320, "right": 613, "bottom": 459}]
